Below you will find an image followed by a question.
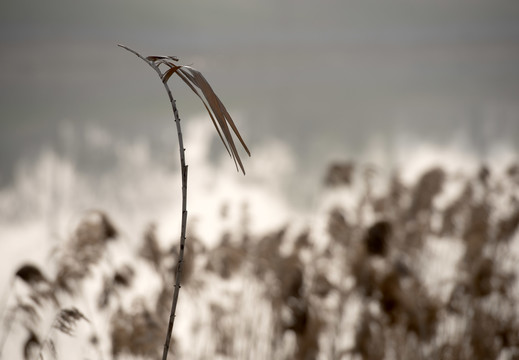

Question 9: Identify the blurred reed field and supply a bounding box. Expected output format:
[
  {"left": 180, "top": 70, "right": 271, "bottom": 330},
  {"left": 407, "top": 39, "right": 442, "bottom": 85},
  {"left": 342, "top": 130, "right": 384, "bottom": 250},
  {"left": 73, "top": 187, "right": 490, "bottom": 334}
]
[
  {"left": 1, "top": 140, "right": 519, "bottom": 359},
  {"left": 1, "top": 1, "right": 519, "bottom": 358}
]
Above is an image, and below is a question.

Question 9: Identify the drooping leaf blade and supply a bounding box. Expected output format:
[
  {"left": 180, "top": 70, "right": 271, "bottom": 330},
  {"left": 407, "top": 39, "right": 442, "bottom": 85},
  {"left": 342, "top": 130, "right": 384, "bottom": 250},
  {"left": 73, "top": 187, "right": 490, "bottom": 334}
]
[
  {"left": 146, "top": 55, "right": 179, "bottom": 62},
  {"left": 175, "top": 67, "right": 232, "bottom": 158},
  {"left": 162, "top": 64, "right": 182, "bottom": 84},
  {"left": 159, "top": 60, "right": 250, "bottom": 174},
  {"left": 183, "top": 67, "right": 246, "bottom": 173}
]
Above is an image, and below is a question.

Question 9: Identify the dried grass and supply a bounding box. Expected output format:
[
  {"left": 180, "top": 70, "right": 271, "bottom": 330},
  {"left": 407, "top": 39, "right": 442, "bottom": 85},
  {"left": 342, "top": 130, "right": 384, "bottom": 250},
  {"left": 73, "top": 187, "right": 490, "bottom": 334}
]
[
  {"left": 4, "top": 158, "right": 519, "bottom": 359},
  {"left": 111, "top": 306, "right": 166, "bottom": 359},
  {"left": 52, "top": 308, "right": 89, "bottom": 337}
]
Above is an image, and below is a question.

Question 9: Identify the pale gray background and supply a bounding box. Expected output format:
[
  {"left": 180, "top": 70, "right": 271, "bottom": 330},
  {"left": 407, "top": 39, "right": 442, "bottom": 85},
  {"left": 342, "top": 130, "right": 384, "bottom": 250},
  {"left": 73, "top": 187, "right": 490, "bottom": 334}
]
[{"left": 1, "top": 0, "right": 519, "bottom": 187}]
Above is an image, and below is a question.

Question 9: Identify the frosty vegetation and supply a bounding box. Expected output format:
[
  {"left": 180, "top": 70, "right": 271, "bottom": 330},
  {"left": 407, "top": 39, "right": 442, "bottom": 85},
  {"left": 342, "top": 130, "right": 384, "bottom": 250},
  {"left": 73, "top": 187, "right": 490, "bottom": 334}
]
[{"left": 1, "top": 158, "right": 519, "bottom": 359}]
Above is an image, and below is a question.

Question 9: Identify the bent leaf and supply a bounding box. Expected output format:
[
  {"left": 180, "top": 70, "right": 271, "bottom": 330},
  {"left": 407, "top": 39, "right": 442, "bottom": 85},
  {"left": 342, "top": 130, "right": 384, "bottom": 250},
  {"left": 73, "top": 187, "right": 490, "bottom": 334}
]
[
  {"left": 175, "top": 68, "right": 231, "bottom": 157},
  {"left": 170, "top": 65, "right": 250, "bottom": 174},
  {"left": 122, "top": 45, "right": 250, "bottom": 174},
  {"left": 146, "top": 55, "right": 179, "bottom": 62},
  {"left": 162, "top": 65, "right": 182, "bottom": 83}
]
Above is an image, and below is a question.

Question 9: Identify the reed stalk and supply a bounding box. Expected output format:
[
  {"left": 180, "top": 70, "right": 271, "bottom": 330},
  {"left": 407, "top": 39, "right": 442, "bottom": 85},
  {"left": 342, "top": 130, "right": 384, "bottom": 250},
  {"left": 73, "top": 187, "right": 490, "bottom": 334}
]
[{"left": 118, "top": 44, "right": 249, "bottom": 360}]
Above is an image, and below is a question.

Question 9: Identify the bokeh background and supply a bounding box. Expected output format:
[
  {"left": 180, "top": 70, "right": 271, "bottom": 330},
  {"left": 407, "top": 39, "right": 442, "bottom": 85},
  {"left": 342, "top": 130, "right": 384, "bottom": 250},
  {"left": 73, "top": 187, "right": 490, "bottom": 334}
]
[
  {"left": 1, "top": 1, "right": 519, "bottom": 359},
  {"left": 2, "top": 0, "right": 519, "bottom": 192}
]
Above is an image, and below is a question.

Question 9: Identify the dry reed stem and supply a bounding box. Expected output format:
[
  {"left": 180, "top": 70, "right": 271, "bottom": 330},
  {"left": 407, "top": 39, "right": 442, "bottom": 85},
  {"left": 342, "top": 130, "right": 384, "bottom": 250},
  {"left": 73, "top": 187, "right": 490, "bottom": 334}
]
[
  {"left": 118, "top": 44, "right": 187, "bottom": 360},
  {"left": 118, "top": 44, "right": 249, "bottom": 360}
]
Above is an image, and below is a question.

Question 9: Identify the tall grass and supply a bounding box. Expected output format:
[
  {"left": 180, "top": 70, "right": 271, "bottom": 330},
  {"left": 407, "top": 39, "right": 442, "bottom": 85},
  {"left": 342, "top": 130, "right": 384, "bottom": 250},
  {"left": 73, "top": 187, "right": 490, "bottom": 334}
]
[
  {"left": 117, "top": 45, "right": 250, "bottom": 360},
  {"left": 2, "top": 158, "right": 519, "bottom": 359}
]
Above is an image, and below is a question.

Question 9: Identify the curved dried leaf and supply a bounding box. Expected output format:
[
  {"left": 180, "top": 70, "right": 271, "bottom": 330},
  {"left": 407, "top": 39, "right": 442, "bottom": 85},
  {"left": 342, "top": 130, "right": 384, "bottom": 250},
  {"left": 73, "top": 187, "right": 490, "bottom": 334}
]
[
  {"left": 183, "top": 66, "right": 248, "bottom": 173},
  {"left": 216, "top": 96, "right": 251, "bottom": 156},
  {"left": 162, "top": 65, "right": 182, "bottom": 84},
  {"left": 137, "top": 48, "right": 250, "bottom": 174},
  {"left": 146, "top": 55, "right": 179, "bottom": 62},
  {"left": 178, "top": 69, "right": 237, "bottom": 159},
  {"left": 175, "top": 68, "right": 231, "bottom": 157},
  {"left": 191, "top": 69, "right": 241, "bottom": 170}
]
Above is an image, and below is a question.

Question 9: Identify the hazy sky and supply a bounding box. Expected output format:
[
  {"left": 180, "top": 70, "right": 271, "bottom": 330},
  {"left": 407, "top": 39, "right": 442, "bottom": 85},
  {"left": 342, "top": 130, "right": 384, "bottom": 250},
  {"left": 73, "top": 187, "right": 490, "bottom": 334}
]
[{"left": 1, "top": 0, "right": 519, "bottom": 183}]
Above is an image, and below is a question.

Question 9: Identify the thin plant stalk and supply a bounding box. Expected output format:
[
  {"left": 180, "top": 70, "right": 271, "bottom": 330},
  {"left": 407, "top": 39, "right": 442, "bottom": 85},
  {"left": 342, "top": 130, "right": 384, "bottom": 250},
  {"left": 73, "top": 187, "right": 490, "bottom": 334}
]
[
  {"left": 119, "top": 44, "right": 249, "bottom": 360},
  {"left": 118, "top": 45, "right": 188, "bottom": 360}
]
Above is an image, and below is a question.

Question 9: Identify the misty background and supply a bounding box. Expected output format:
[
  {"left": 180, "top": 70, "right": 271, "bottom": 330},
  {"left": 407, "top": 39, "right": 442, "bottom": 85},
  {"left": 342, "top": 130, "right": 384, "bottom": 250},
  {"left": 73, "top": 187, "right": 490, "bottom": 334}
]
[
  {"left": 1, "top": 0, "right": 519, "bottom": 206},
  {"left": 1, "top": 3, "right": 519, "bottom": 358}
]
